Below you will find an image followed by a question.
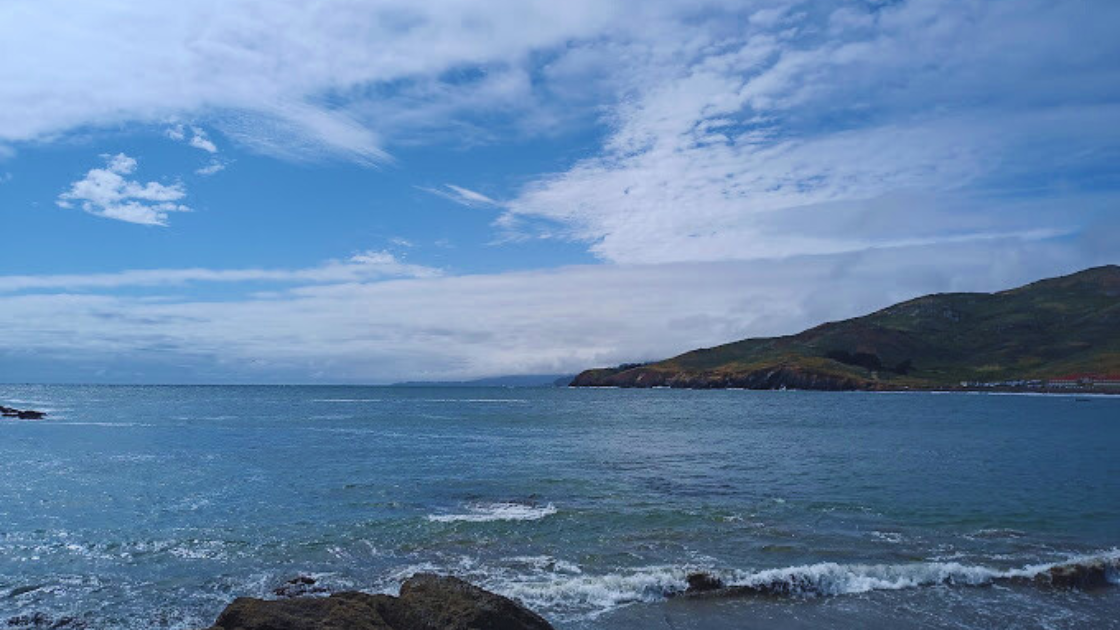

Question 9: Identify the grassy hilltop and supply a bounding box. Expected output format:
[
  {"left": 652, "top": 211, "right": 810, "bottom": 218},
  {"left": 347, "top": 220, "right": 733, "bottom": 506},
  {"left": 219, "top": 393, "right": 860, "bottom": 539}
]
[{"left": 571, "top": 265, "right": 1120, "bottom": 390}]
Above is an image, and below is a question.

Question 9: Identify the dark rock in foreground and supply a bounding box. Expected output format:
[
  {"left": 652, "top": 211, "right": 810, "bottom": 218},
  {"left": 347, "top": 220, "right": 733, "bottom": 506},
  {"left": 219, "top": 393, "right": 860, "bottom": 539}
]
[
  {"left": 0, "top": 405, "right": 46, "bottom": 420},
  {"left": 203, "top": 573, "right": 553, "bottom": 630}
]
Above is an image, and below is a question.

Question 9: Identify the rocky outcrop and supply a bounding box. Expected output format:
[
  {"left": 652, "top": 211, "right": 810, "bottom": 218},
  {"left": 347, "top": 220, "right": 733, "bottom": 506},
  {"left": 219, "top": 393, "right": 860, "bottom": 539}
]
[
  {"left": 685, "top": 572, "right": 724, "bottom": 593},
  {"left": 1040, "top": 559, "right": 1116, "bottom": 589},
  {"left": 0, "top": 405, "right": 46, "bottom": 420},
  {"left": 570, "top": 365, "right": 868, "bottom": 390},
  {"left": 203, "top": 574, "right": 554, "bottom": 630},
  {"left": 273, "top": 576, "right": 330, "bottom": 599}
]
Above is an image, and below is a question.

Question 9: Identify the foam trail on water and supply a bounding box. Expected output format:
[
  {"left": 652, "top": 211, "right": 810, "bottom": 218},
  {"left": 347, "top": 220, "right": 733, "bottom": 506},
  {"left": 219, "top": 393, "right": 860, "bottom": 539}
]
[{"left": 428, "top": 502, "right": 557, "bottom": 523}]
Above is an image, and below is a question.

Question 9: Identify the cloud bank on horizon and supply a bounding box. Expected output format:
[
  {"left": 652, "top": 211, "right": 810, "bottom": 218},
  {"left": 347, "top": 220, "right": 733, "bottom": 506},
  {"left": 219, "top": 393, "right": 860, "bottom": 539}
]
[{"left": 0, "top": 0, "right": 1117, "bottom": 382}]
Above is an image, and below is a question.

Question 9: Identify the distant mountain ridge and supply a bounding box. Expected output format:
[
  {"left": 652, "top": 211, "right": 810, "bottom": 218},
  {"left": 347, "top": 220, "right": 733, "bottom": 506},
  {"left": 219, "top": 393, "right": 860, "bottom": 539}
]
[{"left": 571, "top": 265, "right": 1120, "bottom": 391}]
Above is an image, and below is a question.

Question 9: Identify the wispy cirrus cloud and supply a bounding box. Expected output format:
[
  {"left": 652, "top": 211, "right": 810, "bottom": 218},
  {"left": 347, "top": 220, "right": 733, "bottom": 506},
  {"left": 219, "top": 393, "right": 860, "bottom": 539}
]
[
  {"left": 56, "top": 153, "right": 190, "bottom": 226},
  {"left": 420, "top": 183, "right": 499, "bottom": 207},
  {"left": 501, "top": 0, "right": 1120, "bottom": 263},
  {"left": 0, "top": 0, "right": 639, "bottom": 162}
]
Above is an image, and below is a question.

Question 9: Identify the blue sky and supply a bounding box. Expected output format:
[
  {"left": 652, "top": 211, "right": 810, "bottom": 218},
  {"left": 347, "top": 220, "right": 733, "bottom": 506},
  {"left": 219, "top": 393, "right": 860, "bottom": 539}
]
[{"left": 1, "top": 0, "right": 1118, "bottom": 383}]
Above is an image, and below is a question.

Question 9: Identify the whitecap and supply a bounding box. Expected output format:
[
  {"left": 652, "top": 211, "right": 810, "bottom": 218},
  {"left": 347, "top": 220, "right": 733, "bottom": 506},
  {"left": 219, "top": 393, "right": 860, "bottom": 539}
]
[
  {"left": 427, "top": 502, "right": 557, "bottom": 523},
  {"left": 871, "top": 530, "right": 904, "bottom": 543}
]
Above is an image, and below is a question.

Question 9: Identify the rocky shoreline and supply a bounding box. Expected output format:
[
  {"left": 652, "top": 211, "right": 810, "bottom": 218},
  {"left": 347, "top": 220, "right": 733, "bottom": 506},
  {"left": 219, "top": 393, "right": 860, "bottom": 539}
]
[
  {"left": 192, "top": 557, "right": 1118, "bottom": 630},
  {"left": 569, "top": 365, "right": 866, "bottom": 390},
  {"left": 678, "top": 557, "right": 1120, "bottom": 599},
  {"left": 6, "top": 556, "right": 1116, "bottom": 630},
  {"left": 568, "top": 367, "right": 1120, "bottom": 394}
]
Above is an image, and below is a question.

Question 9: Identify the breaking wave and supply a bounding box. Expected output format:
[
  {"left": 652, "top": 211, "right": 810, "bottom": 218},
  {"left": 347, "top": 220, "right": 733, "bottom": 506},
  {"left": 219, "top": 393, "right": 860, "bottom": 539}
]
[
  {"left": 427, "top": 502, "right": 557, "bottom": 523},
  {"left": 484, "top": 550, "right": 1120, "bottom": 618}
]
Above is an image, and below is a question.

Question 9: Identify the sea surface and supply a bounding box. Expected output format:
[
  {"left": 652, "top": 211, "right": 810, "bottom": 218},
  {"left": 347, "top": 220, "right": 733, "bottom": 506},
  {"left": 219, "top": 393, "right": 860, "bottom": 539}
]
[{"left": 1, "top": 385, "right": 1117, "bottom": 629}]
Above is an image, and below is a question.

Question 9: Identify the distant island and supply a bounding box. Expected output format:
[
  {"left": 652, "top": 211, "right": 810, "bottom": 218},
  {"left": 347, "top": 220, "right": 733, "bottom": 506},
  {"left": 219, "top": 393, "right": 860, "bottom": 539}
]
[{"left": 571, "top": 265, "right": 1120, "bottom": 393}]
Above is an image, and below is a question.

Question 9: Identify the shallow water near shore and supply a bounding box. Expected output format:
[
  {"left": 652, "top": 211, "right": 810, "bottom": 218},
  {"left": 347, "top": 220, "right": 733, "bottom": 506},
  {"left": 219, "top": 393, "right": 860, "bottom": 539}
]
[{"left": 1, "top": 385, "right": 1117, "bottom": 629}]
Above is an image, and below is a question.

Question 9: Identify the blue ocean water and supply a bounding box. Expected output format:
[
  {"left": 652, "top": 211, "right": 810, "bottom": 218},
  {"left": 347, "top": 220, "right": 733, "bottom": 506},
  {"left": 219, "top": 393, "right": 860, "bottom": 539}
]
[{"left": 0, "top": 385, "right": 1117, "bottom": 629}]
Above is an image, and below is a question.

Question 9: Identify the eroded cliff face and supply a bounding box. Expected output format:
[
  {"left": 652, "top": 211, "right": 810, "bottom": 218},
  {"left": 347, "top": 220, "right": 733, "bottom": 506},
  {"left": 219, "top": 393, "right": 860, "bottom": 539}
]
[{"left": 570, "top": 365, "right": 870, "bottom": 390}]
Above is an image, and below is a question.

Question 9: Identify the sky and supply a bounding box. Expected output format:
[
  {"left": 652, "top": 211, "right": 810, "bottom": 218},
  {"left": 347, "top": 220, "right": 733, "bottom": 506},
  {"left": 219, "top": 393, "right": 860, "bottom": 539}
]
[{"left": 1, "top": 0, "right": 1118, "bottom": 383}]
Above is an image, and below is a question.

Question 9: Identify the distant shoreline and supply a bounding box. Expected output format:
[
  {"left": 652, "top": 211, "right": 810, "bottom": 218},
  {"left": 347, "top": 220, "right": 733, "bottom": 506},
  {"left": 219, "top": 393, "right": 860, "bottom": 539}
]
[{"left": 568, "top": 384, "right": 1120, "bottom": 396}]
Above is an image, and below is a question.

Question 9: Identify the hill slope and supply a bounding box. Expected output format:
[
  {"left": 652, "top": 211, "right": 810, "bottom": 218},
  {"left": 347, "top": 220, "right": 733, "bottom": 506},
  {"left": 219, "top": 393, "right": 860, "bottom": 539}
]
[{"left": 571, "top": 265, "right": 1120, "bottom": 390}]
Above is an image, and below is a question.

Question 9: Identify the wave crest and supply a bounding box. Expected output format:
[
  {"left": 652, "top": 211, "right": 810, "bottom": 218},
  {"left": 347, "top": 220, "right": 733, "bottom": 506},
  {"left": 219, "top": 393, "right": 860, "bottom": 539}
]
[
  {"left": 476, "top": 550, "right": 1120, "bottom": 619},
  {"left": 692, "top": 550, "right": 1120, "bottom": 599},
  {"left": 427, "top": 502, "right": 557, "bottom": 523}
]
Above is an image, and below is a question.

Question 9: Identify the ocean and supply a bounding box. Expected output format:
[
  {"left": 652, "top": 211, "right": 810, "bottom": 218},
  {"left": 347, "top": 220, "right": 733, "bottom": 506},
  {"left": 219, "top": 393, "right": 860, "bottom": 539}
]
[{"left": 1, "top": 385, "right": 1117, "bottom": 629}]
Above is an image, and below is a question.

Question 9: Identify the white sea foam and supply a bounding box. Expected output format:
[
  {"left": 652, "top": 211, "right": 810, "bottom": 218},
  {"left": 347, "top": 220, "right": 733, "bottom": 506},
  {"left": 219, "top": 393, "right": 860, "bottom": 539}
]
[
  {"left": 481, "top": 550, "right": 1120, "bottom": 619},
  {"left": 718, "top": 550, "right": 1120, "bottom": 597},
  {"left": 871, "top": 530, "right": 904, "bottom": 543},
  {"left": 424, "top": 399, "right": 529, "bottom": 403},
  {"left": 309, "top": 398, "right": 529, "bottom": 403},
  {"left": 496, "top": 565, "right": 690, "bottom": 616},
  {"left": 51, "top": 421, "right": 154, "bottom": 427},
  {"left": 427, "top": 502, "right": 557, "bottom": 523},
  {"left": 507, "top": 555, "right": 583, "bottom": 574}
]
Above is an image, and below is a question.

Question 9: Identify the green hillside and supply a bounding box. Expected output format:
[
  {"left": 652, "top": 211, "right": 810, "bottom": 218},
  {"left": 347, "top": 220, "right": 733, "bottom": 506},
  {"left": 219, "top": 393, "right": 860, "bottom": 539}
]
[{"left": 571, "top": 265, "right": 1120, "bottom": 390}]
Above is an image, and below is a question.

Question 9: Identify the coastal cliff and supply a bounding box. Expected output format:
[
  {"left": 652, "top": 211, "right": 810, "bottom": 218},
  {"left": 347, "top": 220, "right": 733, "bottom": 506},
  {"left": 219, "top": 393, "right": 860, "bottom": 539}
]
[{"left": 572, "top": 265, "right": 1120, "bottom": 391}]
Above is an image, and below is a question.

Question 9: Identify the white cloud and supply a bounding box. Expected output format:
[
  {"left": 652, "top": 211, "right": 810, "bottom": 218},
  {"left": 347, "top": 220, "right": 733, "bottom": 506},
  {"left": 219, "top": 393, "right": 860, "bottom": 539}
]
[
  {"left": 421, "top": 183, "right": 499, "bottom": 207},
  {"left": 0, "top": 0, "right": 647, "bottom": 161},
  {"left": 195, "top": 159, "right": 226, "bottom": 176},
  {"left": 56, "top": 153, "right": 190, "bottom": 226},
  {"left": 0, "top": 236, "right": 1108, "bottom": 383},
  {"left": 168, "top": 124, "right": 219, "bottom": 154},
  {"left": 500, "top": 0, "right": 1120, "bottom": 263},
  {"left": 187, "top": 127, "right": 218, "bottom": 153},
  {"left": 0, "top": 250, "right": 441, "bottom": 293},
  {"left": 0, "top": 0, "right": 1114, "bottom": 216}
]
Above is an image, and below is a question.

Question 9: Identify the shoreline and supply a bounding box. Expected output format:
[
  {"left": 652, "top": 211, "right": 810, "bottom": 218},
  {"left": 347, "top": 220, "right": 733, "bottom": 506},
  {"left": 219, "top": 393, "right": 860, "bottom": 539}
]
[
  {"left": 188, "top": 552, "right": 1120, "bottom": 630},
  {"left": 567, "top": 385, "right": 1120, "bottom": 395}
]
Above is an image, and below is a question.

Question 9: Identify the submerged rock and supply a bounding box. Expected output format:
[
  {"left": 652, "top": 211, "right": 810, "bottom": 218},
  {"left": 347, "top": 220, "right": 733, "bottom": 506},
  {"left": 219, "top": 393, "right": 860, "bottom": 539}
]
[
  {"left": 204, "top": 573, "right": 553, "bottom": 630},
  {"left": 1041, "top": 559, "right": 1116, "bottom": 590},
  {"left": 684, "top": 572, "right": 724, "bottom": 594},
  {"left": 273, "top": 576, "right": 329, "bottom": 599},
  {"left": 6, "top": 612, "right": 84, "bottom": 629}
]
